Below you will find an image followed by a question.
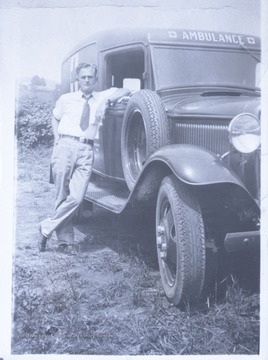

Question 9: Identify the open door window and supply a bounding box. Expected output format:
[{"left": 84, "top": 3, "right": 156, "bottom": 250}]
[{"left": 105, "top": 47, "right": 146, "bottom": 92}]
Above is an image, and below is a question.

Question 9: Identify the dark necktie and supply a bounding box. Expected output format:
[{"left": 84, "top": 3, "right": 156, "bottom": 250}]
[{"left": 80, "top": 95, "right": 90, "bottom": 131}]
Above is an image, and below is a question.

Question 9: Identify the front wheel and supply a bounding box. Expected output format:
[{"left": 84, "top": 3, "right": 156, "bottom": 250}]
[{"left": 156, "top": 175, "right": 206, "bottom": 307}]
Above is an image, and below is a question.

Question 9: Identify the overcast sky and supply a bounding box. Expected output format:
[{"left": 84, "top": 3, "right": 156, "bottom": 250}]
[{"left": 0, "top": 0, "right": 261, "bottom": 83}]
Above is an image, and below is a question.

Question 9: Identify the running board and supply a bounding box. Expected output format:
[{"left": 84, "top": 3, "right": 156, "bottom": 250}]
[{"left": 84, "top": 178, "right": 130, "bottom": 213}]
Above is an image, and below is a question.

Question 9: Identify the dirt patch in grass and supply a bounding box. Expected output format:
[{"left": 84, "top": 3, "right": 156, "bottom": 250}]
[{"left": 12, "top": 145, "right": 260, "bottom": 355}]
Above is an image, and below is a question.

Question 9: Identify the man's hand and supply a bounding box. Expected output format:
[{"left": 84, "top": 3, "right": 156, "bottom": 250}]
[{"left": 117, "top": 95, "right": 131, "bottom": 103}]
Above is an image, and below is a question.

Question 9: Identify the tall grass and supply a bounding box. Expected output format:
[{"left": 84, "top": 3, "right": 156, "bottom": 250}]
[{"left": 12, "top": 145, "right": 260, "bottom": 355}]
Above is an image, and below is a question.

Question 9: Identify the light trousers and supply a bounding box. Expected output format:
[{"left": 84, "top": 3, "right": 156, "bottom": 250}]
[{"left": 41, "top": 137, "right": 93, "bottom": 244}]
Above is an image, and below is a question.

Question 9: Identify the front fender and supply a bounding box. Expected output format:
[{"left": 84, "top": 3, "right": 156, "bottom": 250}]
[
  {"left": 130, "top": 144, "right": 252, "bottom": 204},
  {"left": 146, "top": 144, "right": 246, "bottom": 189}
]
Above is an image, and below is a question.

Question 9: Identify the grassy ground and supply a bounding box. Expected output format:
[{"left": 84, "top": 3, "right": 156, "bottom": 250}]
[{"left": 12, "top": 145, "right": 260, "bottom": 355}]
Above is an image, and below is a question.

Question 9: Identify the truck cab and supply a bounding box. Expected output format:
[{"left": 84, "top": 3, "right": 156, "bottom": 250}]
[{"left": 61, "top": 28, "right": 261, "bottom": 307}]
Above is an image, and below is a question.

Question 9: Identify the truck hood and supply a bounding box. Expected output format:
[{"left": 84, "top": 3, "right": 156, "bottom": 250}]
[{"left": 159, "top": 90, "right": 261, "bottom": 118}]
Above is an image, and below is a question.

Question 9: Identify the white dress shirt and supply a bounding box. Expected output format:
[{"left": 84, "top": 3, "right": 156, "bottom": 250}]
[{"left": 53, "top": 88, "right": 117, "bottom": 138}]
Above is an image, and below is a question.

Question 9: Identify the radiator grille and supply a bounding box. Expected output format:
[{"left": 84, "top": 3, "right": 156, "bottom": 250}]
[{"left": 174, "top": 122, "right": 230, "bottom": 155}]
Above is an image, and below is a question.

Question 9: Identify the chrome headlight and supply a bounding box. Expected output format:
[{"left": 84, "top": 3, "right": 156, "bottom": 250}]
[{"left": 228, "top": 113, "right": 260, "bottom": 153}]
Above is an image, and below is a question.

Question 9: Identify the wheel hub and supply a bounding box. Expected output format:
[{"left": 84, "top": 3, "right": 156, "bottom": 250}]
[{"left": 157, "top": 224, "right": 168, "bottom": 260}]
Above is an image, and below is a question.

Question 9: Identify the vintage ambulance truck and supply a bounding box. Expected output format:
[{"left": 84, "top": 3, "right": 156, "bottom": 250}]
[{"left": 60, "top": 28, "right": 261, "bottom": 306}]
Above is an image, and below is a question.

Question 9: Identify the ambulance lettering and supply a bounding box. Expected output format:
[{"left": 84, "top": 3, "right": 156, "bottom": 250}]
[{"left": 182, "top": 31, "right": 249, "bottom": 45}]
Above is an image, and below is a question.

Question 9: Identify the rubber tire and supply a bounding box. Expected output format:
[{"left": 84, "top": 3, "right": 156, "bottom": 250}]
[
  {"left": 121, "top": 90, "right": 170, "bottom": 190},
  {"left": 156, "top": 175, "right": 206, "bottom": 307}
]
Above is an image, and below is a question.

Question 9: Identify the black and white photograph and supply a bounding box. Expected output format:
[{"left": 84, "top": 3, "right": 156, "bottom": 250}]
[{"left": 0, "top": 0, "right": 268, "bottom": 358}]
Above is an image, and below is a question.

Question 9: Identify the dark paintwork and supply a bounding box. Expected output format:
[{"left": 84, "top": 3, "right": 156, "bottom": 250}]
[
  {"left": 61, "top": 28, "right": 261, "bottom": 219},
  {"left": 63, "top": 28, "right": 261, "bottom": 63},
  {"left": 160, "top": 92, "right": 261, "bottom": 119},
  {"left": 147, "top": 144, "right": 245, "bottom": 186}
]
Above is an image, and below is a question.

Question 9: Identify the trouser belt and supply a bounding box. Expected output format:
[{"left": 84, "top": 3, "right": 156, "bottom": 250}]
[{"left": 59, "top": 134, "right": 94, "bottom": 146}]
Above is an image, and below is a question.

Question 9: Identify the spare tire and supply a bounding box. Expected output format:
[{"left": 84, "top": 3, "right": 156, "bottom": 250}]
[{"left": 121, "top": 90, "right": 170, "bottom": 190}]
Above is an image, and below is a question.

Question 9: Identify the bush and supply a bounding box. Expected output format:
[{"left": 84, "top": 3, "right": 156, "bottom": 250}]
[{"left": 16, "top": 98, "right": 54, "bottom": 148}]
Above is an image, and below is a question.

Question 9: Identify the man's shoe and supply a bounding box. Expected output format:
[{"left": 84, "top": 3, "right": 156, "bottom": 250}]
[
  {"left": 38, "top": 226, "right": 47, "bottom": 252},
  {"left": 57, "top": 244, "right": 77, "bottom": 255}
]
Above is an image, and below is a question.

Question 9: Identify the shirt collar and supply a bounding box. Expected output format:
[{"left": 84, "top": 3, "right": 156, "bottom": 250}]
[{"left": 79, "top": 90, "right": 96, "bottom": 100}]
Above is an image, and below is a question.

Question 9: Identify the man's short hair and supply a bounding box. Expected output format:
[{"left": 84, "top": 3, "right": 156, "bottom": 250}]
[{"left": 76, "top": 63, "right": 97, "bottom": 77}]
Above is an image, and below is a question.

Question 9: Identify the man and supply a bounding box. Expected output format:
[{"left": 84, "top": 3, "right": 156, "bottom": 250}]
[{"left": 38, "top": 62, "right": 130, "bottom": 253}]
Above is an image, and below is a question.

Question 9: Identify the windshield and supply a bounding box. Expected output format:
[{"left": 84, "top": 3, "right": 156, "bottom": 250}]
[{"left": 151, "top": 45, "right": 260, "bottom": 91}]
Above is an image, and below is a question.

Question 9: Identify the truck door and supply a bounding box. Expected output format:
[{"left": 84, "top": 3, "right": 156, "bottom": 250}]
[{"left": 93, "top": 46, "right": 147, "bottom": 179}]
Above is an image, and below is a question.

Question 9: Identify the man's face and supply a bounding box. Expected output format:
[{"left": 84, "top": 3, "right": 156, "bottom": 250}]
[{"left": 78, "top": 67, "right": 97, "bottom": 95}]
